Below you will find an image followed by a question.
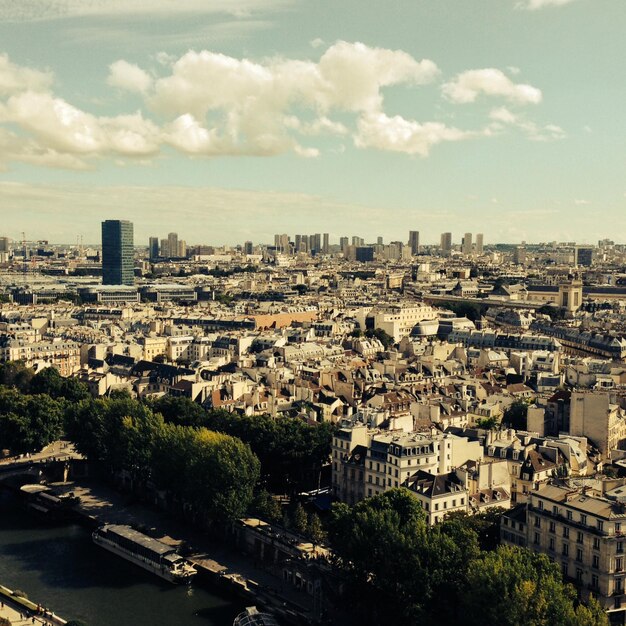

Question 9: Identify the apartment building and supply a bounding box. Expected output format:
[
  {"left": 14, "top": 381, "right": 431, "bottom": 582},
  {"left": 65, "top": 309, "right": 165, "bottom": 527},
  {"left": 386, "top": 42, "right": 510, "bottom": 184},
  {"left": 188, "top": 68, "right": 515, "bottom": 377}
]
[{"left": 502, "top": 482, "right": 626, "bottom": 621}]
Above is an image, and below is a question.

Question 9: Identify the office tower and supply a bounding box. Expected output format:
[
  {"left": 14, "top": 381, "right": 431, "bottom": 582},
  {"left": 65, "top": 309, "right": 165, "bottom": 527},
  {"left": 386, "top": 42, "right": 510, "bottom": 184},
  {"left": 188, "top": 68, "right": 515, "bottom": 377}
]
[
  {"left": 295, "top": 234, "right": 302, "bottom": 252},
  {"left": 148, "top": 237, "right": 159, "bottom": 260},
  {"left": 440, "top": 232, "right": 452, "bottom": 254},
  {"left": 513, "top": 246, "right": 526, "bottom": 265},
  {"left": 0, "top": 237, "right": 9, "bottom": 253},
  {"left": 274, "top": 234, "right": 280, "bottom": 249},
  {"left": 576, "top": 247, "right": 593, "bottom": 267},
  {"left": 355, "top": 247, "right": 374, "bottom": 262},
  {"left": 160, "top": 238, "right": 169, "bottom": 258},
  {"left": 311, "top": 233, "right": 321, "bottom": 254},
  {"left": 323, "top": 233, "right": 329, "bottom": 254},
  {"left": 178, "top": 240, "right": 187, "bottom": 258},
  {"left": 102, "top": 220, "right": 134, "bottom": 285},
  {"left": 167, "top": 232, "right": 178, "bottom": 259},
  {"left": 340, "top": 237, "right": 349, "bottom": 252},
  {"left": 279, "top": 233, "right": 290, "bottom": 254},
  {"left": 462, "top": 232, "right": 473, "bottom": 255},
  {"left": 475, "top": 233, "right": 484, "bottom": 255},
  {"left": 408, "top": 231, "right": 420, "bottom": 256},
  {"left": 377, "top": 236, "right": 383, "bottom": 245},
  {"left": 243, "top": 241, "right": 253, "bottom": 255}
]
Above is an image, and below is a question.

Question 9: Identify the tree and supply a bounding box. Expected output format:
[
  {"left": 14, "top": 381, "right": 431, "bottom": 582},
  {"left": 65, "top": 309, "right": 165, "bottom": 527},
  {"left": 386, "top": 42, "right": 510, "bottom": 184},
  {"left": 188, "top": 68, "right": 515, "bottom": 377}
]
[
  {"left": 503, "top": 400, "right": 529, "bottom": 430},
  {"left": 0, "top": 361, "right": 34, "bottom": 392},
  {"left": 250, "top": 489, "right": 282, "bottom": 524},
  {"left": 460, "top": 546, "right": 608, "bottom": 626},
  {"left": 307, "top": 512, "right": 325, "bottom": 544},
  {"left": 292, "top": 503, "right": 308, "bottom": 535}
]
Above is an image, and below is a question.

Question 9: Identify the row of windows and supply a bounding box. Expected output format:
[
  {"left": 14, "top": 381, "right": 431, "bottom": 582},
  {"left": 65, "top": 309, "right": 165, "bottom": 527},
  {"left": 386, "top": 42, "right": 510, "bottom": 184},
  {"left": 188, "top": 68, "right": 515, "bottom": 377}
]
[{"left": 536, "top": 499, "right": 623, "bottom": 534}]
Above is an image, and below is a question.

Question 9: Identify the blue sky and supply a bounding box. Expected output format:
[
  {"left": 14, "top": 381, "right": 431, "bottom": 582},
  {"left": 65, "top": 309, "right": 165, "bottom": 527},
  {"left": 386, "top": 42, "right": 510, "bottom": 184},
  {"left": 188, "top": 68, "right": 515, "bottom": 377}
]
[{"left": 0, "top": 0, "right": 624, "bottom": 246}]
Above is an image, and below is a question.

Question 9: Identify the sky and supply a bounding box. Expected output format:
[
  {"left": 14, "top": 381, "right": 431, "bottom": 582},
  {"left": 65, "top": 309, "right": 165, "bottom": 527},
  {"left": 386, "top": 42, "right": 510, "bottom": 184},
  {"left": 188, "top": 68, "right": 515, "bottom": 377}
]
[{"left": 0, "top": 0, "right": 624, "bottom": 246}]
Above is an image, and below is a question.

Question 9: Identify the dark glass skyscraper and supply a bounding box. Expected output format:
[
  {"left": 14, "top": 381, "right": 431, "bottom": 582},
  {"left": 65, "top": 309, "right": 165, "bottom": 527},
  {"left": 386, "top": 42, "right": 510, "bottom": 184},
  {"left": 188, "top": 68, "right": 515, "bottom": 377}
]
[{"left": 101, "top": 220, "right": 134, "bottom": 285}]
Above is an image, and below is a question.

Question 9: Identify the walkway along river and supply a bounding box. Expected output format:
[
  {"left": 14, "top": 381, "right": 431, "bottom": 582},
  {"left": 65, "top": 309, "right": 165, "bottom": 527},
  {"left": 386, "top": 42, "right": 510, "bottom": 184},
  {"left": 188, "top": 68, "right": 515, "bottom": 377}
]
[{"left": 0, "top": 491, "right": 245, "bottom": 626}]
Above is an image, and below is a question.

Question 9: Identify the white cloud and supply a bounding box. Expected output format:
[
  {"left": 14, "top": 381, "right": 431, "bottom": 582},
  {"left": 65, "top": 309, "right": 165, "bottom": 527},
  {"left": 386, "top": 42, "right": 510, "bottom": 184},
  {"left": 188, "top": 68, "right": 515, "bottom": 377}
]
[
  {"left": 521, "top": 0, "right": 578, "bottom": 10},
  {"left": 0, "top": 0, "right": 294, "bottom": 21},
  {"left": 488, "top": 106, "right": 565, "bottom": 141},
  {"left": 107, "top": 60, "right": 153, "bottom": 94},
  {"left": 0, "top": 53, "right": 53, "bottom": 96},
  {"left": 442, "top": 68, "right": 542, "bottom": 104},
  {"left": 355, "top": 112, "right": 472, "bottom": 157},
  {"left": 574, "top": 199, "right": 590, "bottom": 205},
  {"left": 0, "top": 45, "right": 558, "bottom": 168}
]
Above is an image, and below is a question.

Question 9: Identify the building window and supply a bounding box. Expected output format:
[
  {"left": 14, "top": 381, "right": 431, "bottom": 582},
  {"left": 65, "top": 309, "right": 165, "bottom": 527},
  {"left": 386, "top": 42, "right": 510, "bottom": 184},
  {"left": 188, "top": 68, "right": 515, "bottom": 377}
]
[
  {"left": 576, "top": 548, "right": 583, "bottom": 563},
  {"left": 552, "top": 505, "right": 558, "bottom": 515},
  {"left": 593, "top": 555, "right": 600, "bottom": 569},
  {"left": 617, "top": 557, "right": 623, "bottom": 572},
  {"left": 562, "top": 543, "right": 569, "bottom": 556},
  {"left": 549, "top": 538, "right": 555, "bottom": 551},
  {"left": 592, "top": 574, "right": 599, "bottom": 590},
  {"left": 618, "top": 541, "right": 624, "bottom": 554},
  {"left": 581, "top": 514, "right": 587, "bottom": 525},
  {"left": 538, "top": 500, "right": 544, "bottom": 510},
  {"left": 615, "top": 578, "right": 623, "bottom": 595},
  {"left": 563, "top": 527, "right": 570, "bottom": 539},
  {"left": 576, "top": 531, "right": 583, "bottom": 544},
  {"left": 593, "top": 537, "right": 600, "bottom": 551},
  {"left": 534, "top": 532, "right": 540, "bottom": 545},
  {"left": 576, "top": 568, "right": 583, "bottom": 582},
  {"left": 617, "top": 523, "right": 622, "bottom": 534},
  {"left": 598, "top": 520, "right": 604, "bottom": 532},
  {"left": 549, "top": 521, "right": 556, "bottom": 533},
  {"left": 534, "top": 516, "right": 541, "bottom": 528},
  {"left": 562, "top": 562, "right": 568, "bottom": 577}
]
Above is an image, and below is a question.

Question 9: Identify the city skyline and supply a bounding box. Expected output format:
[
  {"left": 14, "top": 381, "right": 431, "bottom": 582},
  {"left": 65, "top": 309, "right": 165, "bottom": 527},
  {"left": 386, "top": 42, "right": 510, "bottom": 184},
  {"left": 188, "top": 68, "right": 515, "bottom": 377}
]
[{"left": 0, "top": 1, "right": 624, "bottom": 244}]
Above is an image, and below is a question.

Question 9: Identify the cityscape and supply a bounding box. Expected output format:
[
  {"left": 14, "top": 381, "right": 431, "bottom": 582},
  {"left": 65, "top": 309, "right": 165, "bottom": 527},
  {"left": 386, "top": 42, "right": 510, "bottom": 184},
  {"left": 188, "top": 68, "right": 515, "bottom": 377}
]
[{"left": 1, "top": 2, "right": 625, "bottom": 626}]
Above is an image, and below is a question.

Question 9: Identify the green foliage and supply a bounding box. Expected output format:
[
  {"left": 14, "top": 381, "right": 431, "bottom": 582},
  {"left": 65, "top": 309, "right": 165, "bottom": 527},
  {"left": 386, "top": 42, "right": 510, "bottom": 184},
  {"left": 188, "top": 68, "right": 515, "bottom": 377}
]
[
  {"left": 0, "top": 387, "right": 65, "bottom": 453},
  {"left": 250, "top": 489, "right": 283, "bottom": 524},
  {"left": 292, "top": 503, "right": 308, "bottom": 535},
  {"left": 152, "top": 400, "right": 334, "bottom": 493},
  {"left": 30, "top": 367, "right": 90, "bottom": 402},
  {"left": 0, "top": 361, "right": 34, "bottom": 393},
  {"left": 364, "top": 327, "right": 395, "bottom": 349},
  {"left": 460, "top": 546, "right": 608, "bottom": 626},
  {"left": 329, "top": 489, "right": 604, "bottom": 626},
  {"left": 476, "top": 416, "right": 499, "bottom": 430},
  {"left": 307, "top": 512, "right": 326, "bottom": 544},
  {"left": 441, "top": 301, "right": 487, "bottom": 322},
  {"left": 503, "top": 400, "right": 529, "bottom": 430},
  {"left": 65, "top": 396, "right": 260, "bottom": 524}
]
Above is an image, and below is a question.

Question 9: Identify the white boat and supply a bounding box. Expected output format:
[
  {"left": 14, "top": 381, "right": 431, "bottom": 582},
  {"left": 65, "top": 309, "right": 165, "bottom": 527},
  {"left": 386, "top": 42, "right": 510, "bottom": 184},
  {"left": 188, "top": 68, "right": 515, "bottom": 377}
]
[
  {"left": 93, "top": 524, "right": 196, "bottom": 584},
  {"left": 233, "top": 606, "right": 279, "bottom": 626}
]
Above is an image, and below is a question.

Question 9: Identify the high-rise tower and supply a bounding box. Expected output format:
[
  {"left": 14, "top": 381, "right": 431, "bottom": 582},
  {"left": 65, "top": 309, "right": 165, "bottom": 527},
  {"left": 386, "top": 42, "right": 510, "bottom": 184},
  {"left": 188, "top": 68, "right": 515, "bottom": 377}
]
[{"left": 102, "top": 220, "right": 134, "bottom": 285}]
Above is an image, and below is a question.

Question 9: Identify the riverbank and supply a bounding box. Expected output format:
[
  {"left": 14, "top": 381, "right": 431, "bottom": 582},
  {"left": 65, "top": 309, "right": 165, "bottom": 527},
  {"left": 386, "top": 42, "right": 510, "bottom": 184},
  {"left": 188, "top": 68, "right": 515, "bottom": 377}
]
[
  {"left": 0, "top": 583, "right": 66, "bottom": 626},
  {"left": 50, "top": 480, "right": 317, "bottom": 624}
]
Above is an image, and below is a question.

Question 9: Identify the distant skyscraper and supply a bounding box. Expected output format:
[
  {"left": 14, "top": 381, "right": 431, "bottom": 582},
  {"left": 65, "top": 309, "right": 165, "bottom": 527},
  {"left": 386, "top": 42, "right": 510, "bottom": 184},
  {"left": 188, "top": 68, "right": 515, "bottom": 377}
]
[
  {"left": 311, "top": 233, "right": 322, "bottom": 253},
  {"left": 322, "top": 233, "right": 329, "bottom": 254},
  {"left": 377, "top": 236, "right": 383, "bottom": 245},
  {"left": 167, "top": 232, "right": 178, "bottom": 258},
  {"left": 440, "top": 232, "right": 452, "bottom": 254},
  {"left": 340, "top": 236, "right": 349, "bottom": 252},
  {"left": 102, "top": 220, "right": 134, "bottom": 285},
  {"left": 160, "top": 238, "right": 169, "bottom": 258},
  {"left": 243, "top": 241, "right": 253, "bottom": 255},
  {"left": 148, "top": 236, "right": 159, "bottom": 260},
  {"left": 178, "top": 240, "right": 187, "bottom": 258},
  {"left": 462, "top": 232, "right": 473, "bottom": 255},
  {"left": 576, "top": 246, "right": 593, "bottom": 267},
  {"left": 0, "top": 236, "right": 9, "bottom": 253},
  {"left": 279, "top": 233, "right": 290, "bottom": 254},
  {"left": 408, "top": 231, "right": 420, "bottom": 256},
  {"left": 475, "top": 233, "right": 484, "bottom": 255}
]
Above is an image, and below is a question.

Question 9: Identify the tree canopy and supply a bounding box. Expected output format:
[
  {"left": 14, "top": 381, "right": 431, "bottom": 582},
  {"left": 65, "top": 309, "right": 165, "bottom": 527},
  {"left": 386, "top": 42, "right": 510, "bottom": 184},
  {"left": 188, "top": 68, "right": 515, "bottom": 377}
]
[{"left": 329, "top": 489, "right": 607, "bottom": 626}]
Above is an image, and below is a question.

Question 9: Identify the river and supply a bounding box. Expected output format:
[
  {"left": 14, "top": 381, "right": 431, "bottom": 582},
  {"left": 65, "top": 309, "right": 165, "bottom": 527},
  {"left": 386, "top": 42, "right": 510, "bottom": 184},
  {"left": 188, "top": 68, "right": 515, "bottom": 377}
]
[{"left": 0, "top": 491, "right": 245, "bottom": 626}]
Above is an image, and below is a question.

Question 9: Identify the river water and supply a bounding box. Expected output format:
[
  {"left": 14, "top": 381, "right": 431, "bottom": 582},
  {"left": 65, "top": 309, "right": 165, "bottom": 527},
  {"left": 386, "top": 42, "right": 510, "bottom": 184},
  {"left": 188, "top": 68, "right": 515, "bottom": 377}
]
[{"left": 0, "top": 491, "right": 244, "bottom": 626}]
